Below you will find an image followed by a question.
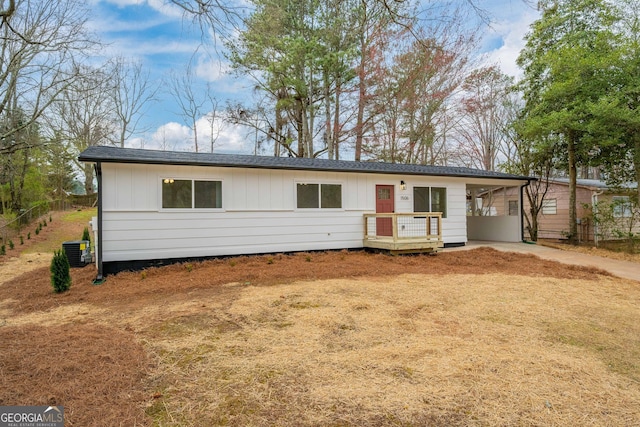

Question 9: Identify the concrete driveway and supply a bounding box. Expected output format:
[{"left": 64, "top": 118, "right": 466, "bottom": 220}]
[{"left": 444, "top": 241, "right": 640, "bottom": 282}]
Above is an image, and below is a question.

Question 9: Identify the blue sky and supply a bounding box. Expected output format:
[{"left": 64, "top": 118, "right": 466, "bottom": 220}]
[{"left": 87, "top": 0, "right": 540, "bottom": 153}]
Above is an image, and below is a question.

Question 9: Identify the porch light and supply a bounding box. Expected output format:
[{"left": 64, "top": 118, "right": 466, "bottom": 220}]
[
  {"left": 163, "top": 178, "right": 175, "bottom": 184},
  {"left": 400, "top": 180, "right": 407, "bottom": 190}
]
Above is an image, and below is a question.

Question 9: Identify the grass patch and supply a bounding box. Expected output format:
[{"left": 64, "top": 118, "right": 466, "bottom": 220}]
[
  {"left": 546, "top": 317, "right": 640, "bottom": 382},
  {"left": 142, "top": 274, "right": 640, "bottom": 426},
  {"left": 61, "top": 208, "right": 97, "bottom": 223},
  {"left": 23, "top": 208, "right": 96, "bottom": 254}
]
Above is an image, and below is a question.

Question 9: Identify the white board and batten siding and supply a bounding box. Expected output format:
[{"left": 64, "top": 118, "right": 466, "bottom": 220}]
[{"left": 100, "top": 163, "right": 468, "bottom": 262}]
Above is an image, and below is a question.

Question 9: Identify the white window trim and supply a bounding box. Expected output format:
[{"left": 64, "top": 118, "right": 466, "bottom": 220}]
[
  {"left": 294, "top": 180, "right": 344, "bottom": 211},
  {"left": 542, "top": 198, "right": 557, "bottom": 215},
  {"left": 159, "top": 177, "right": 225, "bottom": 212},
  {"left": 412, "top": 186, "right": 447, "bottom": 218}
]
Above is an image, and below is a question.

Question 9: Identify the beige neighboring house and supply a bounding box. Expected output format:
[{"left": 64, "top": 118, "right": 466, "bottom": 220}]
[{"left": 479, "top": 178, "right": 638, "bottom": 242}]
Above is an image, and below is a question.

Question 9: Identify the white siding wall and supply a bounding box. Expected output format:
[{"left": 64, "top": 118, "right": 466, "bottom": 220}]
[{"left": 100, "top": 163, "right": 471, "bottom": 262}]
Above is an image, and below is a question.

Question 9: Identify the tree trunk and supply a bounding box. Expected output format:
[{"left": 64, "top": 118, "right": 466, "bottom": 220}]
[
  {"left": 84, "top": 163, "right": 95, "bottom": 194},
  {"left": 333, "top": 77, "right": 342, "bottom": 160},
  {"left": 525, "top": 186, "right": 539, "bottom": 241},
  {"left": 635, "top": 136, "right": 640, "bottom": 202},
  {"left": 296, "top": 101, "right": 304, "bottom": 157},
  {"left": 325, "top": 71, "right": 333, "bottom": 159},
  {"left": 355, "top": 32, "right": 366, "bottom": 162},
  {"left": 568, "top": 137, "right": 578, "bottom": 243}
]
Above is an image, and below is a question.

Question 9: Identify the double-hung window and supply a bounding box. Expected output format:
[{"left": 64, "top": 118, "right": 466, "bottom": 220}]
[
  {"left": 413, "top": 187, "right": 447, "bottom": 218},
  {"left": 296, "top": 183, "right": 342, "bottom": 209},
  {"left": 162, "top": 179, "right": 222, "bottom": 209}
]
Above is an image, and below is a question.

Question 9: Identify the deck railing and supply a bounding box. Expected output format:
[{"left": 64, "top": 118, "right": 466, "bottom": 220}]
[{"left": 363, "top": 212, "right": 443, "bottom": 252}]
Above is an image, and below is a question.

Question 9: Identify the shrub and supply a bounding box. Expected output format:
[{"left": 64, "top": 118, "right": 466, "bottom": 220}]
[
  {"left": 35, "top": 227, "right": 40, "bottom": 235},
  {"left": 20, "top": 235, "right": 24, "bottom": 245},
  {"left": 49, "top": 214, "right": 52, "bottom": 223},
  {"left": 0, "top": 245, "right": 5, "bottom": 256},
  {"left": 81, "top": 226, "right": 91, "bottom": 244},
  {"left": 27, "top": 232, "right": 31, "bottom": 240},
  {"left": 42, "top": 220, "right": 47, "bottom": 227},
  {"left": 8, "top": 240, "right": 14, "bottom": 250},
  {"left": 50, "top": 249, "right": 71, "bottom": 293}
]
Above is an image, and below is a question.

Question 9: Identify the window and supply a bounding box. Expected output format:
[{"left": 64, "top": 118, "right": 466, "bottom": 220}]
[
  {"left": 613, "top": 196, "right": 632, "bottom": 218},
  {"left": 508, "top": 200, "right": 519, "bottom": 216},
  {"left": 542, "top": 198, "right": 557, "bottom": 215},
  {"left": 413, "top": 187, "right": 447, "bottom": 218},
  {"left": 162, "top": 179, "right": 222, "bottom": 209},
  {"left": 296, "top": 183, "right": 342, "bottom": 209}
]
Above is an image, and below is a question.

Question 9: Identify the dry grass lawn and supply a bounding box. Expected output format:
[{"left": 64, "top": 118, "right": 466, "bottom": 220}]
[{"left": 1, "top": 210, "right": 640, "bottom": 426}]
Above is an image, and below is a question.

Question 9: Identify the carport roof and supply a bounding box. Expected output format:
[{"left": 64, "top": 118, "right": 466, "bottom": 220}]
[{"left": 79, "top": 146, "right": 535, "bottom": 181}]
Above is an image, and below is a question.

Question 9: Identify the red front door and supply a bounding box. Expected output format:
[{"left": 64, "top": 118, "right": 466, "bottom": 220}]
[{"left": 376, "top": 185, "right": 394, "bottom": 236}]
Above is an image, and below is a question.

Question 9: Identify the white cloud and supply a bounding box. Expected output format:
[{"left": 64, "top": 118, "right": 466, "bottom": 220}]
[
  {"left": 143, "top": 122, "right": 192, "bottom": 151},
  {"left": 147, "top": 0, "right": 184, "bottom": 19},
  {"left": 101, "top": 0, "right": 183, "bottom": 19},
  {"left": 194, "top": 55, "right": 231, "bottom": 82},
  {"left": 136, "top": 115, "right": 252, "bottom": 153},
  {"left": 482, "top": 11, "right": 539, "bottom": 78}
]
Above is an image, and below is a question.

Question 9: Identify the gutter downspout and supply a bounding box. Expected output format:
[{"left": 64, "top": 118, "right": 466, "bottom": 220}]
[
  {"left": 93, "top": 162, "right": 105, "bottom": 284},
  {"left": 520, "top": 181, "right": 531, "bottom": 243}
]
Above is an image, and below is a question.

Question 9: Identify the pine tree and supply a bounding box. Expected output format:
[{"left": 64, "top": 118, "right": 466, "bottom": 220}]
[
  {"left": 81, "top": 226, "right": 91, "bottom": 245},
  {"left": 50, "top": 249, "right": 71, "bottom": 293}
]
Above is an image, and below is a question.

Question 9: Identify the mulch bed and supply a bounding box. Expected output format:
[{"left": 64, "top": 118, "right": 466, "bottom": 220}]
[
  {"left": 0, "top": 248, "right": 609, "bottom": 316},
  {"left": 0, "top": 323, "right": 150, "bottom": 426}
]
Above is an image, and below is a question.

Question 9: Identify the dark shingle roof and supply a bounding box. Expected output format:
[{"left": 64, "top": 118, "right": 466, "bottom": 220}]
[{"left": 79, "top": 146, "right": 534, "bottom": 181}]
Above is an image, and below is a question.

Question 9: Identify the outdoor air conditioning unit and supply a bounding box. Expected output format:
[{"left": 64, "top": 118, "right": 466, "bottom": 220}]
[{"left": 62, "top": 240, "right": 92, "bottom": 268}]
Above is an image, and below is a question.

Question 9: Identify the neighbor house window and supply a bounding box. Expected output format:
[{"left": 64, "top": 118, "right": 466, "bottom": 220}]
[
  {"left": 612, "top": 196, "right": 632, "bottom": 218},
  {"left": 162, "top": 179, "right": 222, "bottom": 209},
  {"left": 297, "top": 183, "right": 342, "bottom": 209},
  {"left": 508, "top": 200, "right": 519, "bottom": 216},
  {"left": 413, "top": 187, "right": 447, "bottom": 218},
  {"left": 542, "top": 198, "right": 557, "bottom": 215}
]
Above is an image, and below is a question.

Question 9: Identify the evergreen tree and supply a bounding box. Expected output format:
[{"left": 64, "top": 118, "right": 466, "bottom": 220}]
[
  {"left": 50, "top": 249, "right": 71, "bottom": 293},
  {"left": 517, "top": 0, "right": 619, "bottom": 242}
]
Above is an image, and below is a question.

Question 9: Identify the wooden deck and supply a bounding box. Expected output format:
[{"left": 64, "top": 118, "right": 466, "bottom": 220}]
[{"left": 363, "top": 212, "right": 443, "bottom": 254}]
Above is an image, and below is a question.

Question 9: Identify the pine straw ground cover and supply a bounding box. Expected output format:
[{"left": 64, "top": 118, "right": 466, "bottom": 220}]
[{"left": 1, "top": 217, "right": 640, "bottom": 425}]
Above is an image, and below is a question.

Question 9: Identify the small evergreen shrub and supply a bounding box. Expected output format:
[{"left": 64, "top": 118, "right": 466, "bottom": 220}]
[
  {"left": 20, "top": 235, "right": 24, "bottom": 245},
  {"left": 35, "top": 228, "right": 40, "bottom": 235},
  {"left": 8, "top": 240, "right": 14, "bottom": 250},
  {"left": 27, "top": 232, "right": 31, "bottom": 240},
  {"left": 43, "top": 220, "right": 47, "bottom": 227},
  {"left": 50, "top": 249, "right": 71, "bottom": 293},
  {"left": 0, "top": 245, "right": 5, "bottom": 256},
  {"left": 81, "top": 227, "right": 91, "bottom": 244},
  {"left": 49, "top": 214, "right": 52, "bottom": 223}
]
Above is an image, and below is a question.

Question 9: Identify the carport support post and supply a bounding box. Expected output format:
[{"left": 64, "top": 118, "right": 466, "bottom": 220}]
[
  {"left": 520, "top": 182, "right": 530, "bottom": 242},
  {"left": 470, "top": 189, "right": 478, "bottom": 216},
  {"left": 93, "top": 162, "right": 104, "bottom": 284}
]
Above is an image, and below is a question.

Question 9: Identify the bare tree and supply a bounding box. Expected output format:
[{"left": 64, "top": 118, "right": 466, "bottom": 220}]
[
  {"left": 0, "top": 0, "right": 97, "bottom": 154},
  {"left": 452, "top": 65, "right": 514, "bottom": 171},
  {"left": 168, "top": 66, "right": 206, "bottom": 153},
  {"left": 204, "top": 83, "right": 223, "bottom": 152},
  {"left": 110, "top": 57, "right": 158, "bottom": 148},
  {"left": 168, "top": 0, "right": 245, "bottom": 45},
  {"left": 48, "top": 64, "right": 117, "bottom": 194}
]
